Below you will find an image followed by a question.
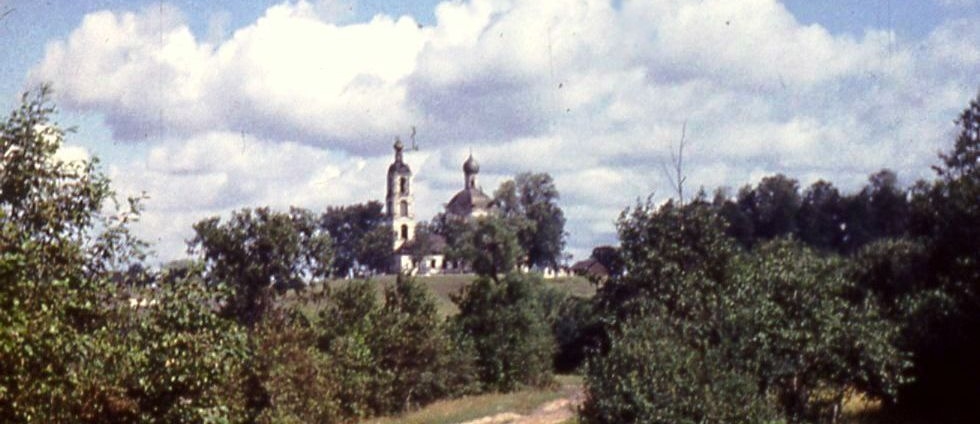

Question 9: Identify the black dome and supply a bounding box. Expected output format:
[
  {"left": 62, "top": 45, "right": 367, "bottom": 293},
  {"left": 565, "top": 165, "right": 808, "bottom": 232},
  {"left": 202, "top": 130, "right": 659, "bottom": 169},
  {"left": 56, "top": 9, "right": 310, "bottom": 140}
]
[{"left": 463, "top": 155, "right": 479, "bottom": 174}]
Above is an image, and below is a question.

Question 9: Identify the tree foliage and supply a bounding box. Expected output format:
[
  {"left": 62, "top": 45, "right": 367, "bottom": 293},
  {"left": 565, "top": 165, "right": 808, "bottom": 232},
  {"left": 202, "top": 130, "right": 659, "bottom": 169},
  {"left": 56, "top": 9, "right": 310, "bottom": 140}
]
[
  {"left": 451, "top": 272, "right": 555, "bottom": 392},
  {"left": 494, "top": 172, "right": 567, "bottom": 268},
  {"left": 584, "top": 197, "right": 909, "bottom": 423},
  {"left": 320, "top": 201, "right": 390, "bottom": 277},
  {"left": 190, "top": 207, "right": 331, "bottom": 327}
]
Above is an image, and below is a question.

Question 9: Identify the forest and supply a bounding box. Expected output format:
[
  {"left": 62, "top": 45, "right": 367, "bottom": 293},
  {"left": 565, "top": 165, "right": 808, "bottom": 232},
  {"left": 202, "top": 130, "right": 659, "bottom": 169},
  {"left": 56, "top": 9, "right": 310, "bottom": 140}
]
[{"left": 1, "top": 86, "right": 979, "bottom": 423}]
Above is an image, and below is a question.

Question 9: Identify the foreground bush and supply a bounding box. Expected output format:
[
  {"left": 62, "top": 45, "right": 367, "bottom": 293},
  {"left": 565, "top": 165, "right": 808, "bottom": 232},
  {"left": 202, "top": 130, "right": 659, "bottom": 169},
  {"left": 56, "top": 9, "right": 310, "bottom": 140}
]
[
  {"left": 451, "top": 272, "right": 555, "bottom": 392},
  {"left": 582, "top": 199, "right": 908, "bottom": 424},
  {"left": 317, "top": 275, "right": 476, "bottom": 419}
]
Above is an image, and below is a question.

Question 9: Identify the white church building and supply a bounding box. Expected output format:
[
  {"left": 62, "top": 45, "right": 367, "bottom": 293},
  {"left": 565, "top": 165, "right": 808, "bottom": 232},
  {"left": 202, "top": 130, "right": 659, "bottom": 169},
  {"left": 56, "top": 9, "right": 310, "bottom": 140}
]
[{"left": 385, "top": 138, "right": 493, "bottom": 275}]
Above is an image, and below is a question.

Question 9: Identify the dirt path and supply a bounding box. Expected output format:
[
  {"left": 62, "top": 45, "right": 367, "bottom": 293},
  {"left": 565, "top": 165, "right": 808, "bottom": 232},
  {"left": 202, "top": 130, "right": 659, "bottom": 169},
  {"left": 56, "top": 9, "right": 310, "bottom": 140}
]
[{"left": 458, "top": 389, "right": 584, "bottom": 424}]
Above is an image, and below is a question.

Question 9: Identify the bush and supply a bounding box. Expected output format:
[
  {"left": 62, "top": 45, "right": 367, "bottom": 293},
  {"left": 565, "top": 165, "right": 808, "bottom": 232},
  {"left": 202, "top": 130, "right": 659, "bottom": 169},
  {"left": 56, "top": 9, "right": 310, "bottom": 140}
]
[
  {"left": 316, "top": 275, "right": 476, "bottom": 419},
  {"left": 451, "top": 272, "right": 555, "bottom": 392},
  {"left": 581, "top": 315, "right": 778, "bottom": 424}
]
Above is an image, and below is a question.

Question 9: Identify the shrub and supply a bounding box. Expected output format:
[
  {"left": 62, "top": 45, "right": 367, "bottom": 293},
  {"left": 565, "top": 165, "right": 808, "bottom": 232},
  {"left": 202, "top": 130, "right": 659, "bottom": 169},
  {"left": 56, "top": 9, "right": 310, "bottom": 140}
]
[{"left": 451, "top": 272, "right": 555, "bottom": 392}]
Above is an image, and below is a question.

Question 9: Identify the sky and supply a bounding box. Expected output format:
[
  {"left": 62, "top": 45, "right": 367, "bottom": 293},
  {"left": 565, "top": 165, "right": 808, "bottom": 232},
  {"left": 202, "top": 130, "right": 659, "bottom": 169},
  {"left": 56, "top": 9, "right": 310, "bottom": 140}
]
[{"left": 0, "top": 0, "right": 978, "bottom": 264}]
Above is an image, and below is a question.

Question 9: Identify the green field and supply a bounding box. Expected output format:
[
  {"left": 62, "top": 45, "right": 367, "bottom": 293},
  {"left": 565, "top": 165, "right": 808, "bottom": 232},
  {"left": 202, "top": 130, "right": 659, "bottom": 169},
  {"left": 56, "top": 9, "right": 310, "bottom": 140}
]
[{"left": 302, "top": 273, "right": 594, "bottom": 317}]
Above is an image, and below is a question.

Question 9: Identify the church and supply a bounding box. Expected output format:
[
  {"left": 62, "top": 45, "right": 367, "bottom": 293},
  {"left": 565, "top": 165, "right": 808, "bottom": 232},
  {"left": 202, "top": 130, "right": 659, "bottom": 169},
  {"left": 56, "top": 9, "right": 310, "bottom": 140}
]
[{"left": 385, "top": 138, "right": 493, "bottom": 275}]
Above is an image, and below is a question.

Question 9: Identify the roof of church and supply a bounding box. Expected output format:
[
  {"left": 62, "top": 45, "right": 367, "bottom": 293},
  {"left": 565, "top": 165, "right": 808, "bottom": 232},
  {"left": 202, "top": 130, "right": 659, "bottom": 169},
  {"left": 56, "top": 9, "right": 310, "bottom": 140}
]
[
  {"left": 446, "top": 187, "right": 493, "bottom": 217},
  {"left": 394, "top": 233, "right": 447, "bottom": 255},
  {"left": 389, "top": 137, "right": 411, "bottom": 174},
  {"left": 388, "top": 161, "right": 411, "bottom": 174}
]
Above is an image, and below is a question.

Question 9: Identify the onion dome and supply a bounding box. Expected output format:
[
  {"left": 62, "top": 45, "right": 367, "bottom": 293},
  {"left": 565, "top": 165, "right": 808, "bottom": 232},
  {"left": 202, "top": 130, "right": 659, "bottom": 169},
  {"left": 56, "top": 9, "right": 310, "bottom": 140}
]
[{"left": 463, "top": 154, "right": 480, "bottom": 174}]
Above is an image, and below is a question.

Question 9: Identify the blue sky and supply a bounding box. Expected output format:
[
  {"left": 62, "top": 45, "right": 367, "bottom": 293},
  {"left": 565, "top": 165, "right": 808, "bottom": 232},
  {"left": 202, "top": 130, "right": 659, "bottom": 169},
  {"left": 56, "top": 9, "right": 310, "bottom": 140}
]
[{"left": 0, "top": 0, "right": 977, "bottom": 263}]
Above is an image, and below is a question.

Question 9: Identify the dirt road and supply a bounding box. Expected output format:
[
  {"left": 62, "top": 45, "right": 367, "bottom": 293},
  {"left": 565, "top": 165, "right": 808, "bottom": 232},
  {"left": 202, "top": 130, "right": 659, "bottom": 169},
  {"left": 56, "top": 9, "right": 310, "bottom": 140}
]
[{"left": 458, "top": 389, "right": 584, "bottom": 424}]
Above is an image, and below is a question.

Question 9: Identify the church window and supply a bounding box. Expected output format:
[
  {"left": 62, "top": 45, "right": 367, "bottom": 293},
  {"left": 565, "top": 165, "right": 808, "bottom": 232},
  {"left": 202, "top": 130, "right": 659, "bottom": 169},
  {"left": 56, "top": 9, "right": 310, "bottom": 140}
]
[
  {"left": 400, "top": 200, "right": 408, "bottom": 217},
  {"left": 399, "top": 177, "right": 408, "bottom": 194},
  {"left": 401, "top": 224, "right": 408, "bottom": 240}
]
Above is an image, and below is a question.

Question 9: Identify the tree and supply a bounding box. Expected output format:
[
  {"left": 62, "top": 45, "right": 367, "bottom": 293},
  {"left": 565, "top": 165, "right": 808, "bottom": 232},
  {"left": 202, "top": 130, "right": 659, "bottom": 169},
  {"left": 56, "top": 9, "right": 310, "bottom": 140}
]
[
  {"left": 736, "top": 174, "right": 802, "bottom": 243},
  {"left": 585, "top": 195, "right": 909, "bottom": 423},
  {"left": 731, "top": 240, "right": 908, "bottom": 422},
  {"left": 494, "top": 172, "right": 567, "bottom": 269},
  {"left": 839, "top": 170, "right": 910, "bottom": 253},
  {"left": 316, "top": 277, "right": 475, "bottom": 418},
  {"left": 320, "top": 201, "right": 388, "bottom": 277},
  {"left": 451, "top": 272, "right": 555, "bottom": 392},
  {"left": 594, "top": 197, "right": 738, "bottom": 322},
  {"left": 590, "top": 245, "right": 624, "bottom": 277},
  {"left": 430, "top": 211, "right": 472, "bottom": 263},
  {"left": 458, "top": 216, "right": 523, "bottom": 280},
  {"left": 190, "top": 207, "right": 332, "bottom": 327},
  {"left": 0, "top": 87, "right": 147, "bottom": 421},
  {"left": 899, "top": 92, "right": 980, "bottom": 418},
  {"left": 581, "top": 315, "right": 777, "bottom": 424},
  {"left": 797, "top": 180, "right": 844, "bottom": 251}
]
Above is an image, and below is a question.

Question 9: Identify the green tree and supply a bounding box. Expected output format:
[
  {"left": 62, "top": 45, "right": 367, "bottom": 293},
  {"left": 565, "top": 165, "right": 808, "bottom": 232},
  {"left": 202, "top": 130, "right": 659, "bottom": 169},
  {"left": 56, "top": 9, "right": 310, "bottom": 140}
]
[
  {"left": 458, "top": 216, "right": 523, "bottom": 280},
  {"left": 581, "top": 315, "right": 777, "bottom": 424},
  {"left": 494, "top": 172, "right": 567, "bottom": 269},
  {"left": 585, "top": 196, "right": 909, "bottom": 423},
  {"left": 797, "top": 180, "right": 844, "bottom": 251},
  {"left": 736, "top": 173, "right": 802, "bottom": 243},
  {"left": 190, "top": 207, "right": 332, "bottom": 328},
  {"left": 731, "top": 240, "right": 908, "bottom": 422},
  {"left": 0, "top": 87, "right": 145, "bottom": 421},
  {"left": 320, "top": 201, "right": 389, "bottom": 277},
  {"left": 451, "top": 272, "right": 555, "bottom": 392},
  {"left": 900, "top": 92, "right": 980, "bottom": 417}
]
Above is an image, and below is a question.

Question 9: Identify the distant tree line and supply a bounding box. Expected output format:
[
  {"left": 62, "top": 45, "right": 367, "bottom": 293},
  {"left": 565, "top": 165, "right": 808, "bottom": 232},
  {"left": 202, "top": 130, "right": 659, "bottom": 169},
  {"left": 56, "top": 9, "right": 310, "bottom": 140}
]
[{"left": 578, "top": 92, "right": 980, "bottom": 423}]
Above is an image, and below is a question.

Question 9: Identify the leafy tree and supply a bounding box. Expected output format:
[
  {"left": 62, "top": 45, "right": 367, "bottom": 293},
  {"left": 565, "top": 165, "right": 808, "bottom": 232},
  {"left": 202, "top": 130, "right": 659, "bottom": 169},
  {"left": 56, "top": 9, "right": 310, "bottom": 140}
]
[
  {"left": 458, "top": 216, "right": 523, "bottom": 280},
  {"left": 589, "top": 245, "right": 624, "bottom": 277},
  {"left": 316, "top": 276, "right": 475, "bottom": 418},
  {"left": 839, "top": 170, "right": 910, "bottom": 253},
  {"left": 797, "top": 180, "right": 844, "bottom": 251},
  {"left": 736, "top": 173, "right": 801, "bottom": 242},
  {"left": 357, "top": 224, "right": 395, "bottom": 275},
  {"left": 899, "top": 92, "right": 980, "bottom": 417},
  {"left": 494, "top": 172, "right": 567, "bottom": 269},
  {"left": 0, "top": 87, "right": 147, "bottom": 421},
  {"left": 190, "top": 207, "right": 331, "bottom": 327},
  {"left": 250, "top": 298, "right": 343, "bottom": 424},
  {"left": 594, "top": 197, "right": 738, "bottom": 322},
  {"left": 585, "top": 195, "right": 909, "bottom": 423},
  {"left": 581, "top": 315, "right": 778, "bottom": 424},
  {"left": 451, "top": 272, "right": 555, "bottom": 392},
  {"left": 429, "top": 212, "right": 475, "bottom": 261},
  {"left": 731, "top": 240, "right": 908, "bottom": 422},
  {"left": 118, "top": 278, "right": 251, "bottom": 423},
  {"left": 320, "top": 201, "right": 389, "bottom": 277}
]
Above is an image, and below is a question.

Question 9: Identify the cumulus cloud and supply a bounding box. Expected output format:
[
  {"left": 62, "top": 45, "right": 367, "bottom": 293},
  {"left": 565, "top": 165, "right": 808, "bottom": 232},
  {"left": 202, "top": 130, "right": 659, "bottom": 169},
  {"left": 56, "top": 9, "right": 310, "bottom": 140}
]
[{"left": 28, "top": 0, "right": 980, "bottom": 262}]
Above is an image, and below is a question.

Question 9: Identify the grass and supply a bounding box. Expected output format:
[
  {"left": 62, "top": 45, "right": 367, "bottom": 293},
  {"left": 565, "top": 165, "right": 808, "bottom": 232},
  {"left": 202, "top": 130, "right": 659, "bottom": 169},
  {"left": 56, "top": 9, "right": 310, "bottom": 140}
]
[
  {"left": 296, "top": 273, "right": 594, "bottom": 317},
  {"left": 362, "top": 375, "right": 583, "bottom": 424}
]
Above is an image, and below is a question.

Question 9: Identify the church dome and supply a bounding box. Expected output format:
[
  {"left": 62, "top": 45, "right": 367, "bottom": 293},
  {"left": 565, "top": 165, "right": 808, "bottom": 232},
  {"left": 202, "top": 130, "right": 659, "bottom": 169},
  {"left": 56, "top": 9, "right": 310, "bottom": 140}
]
[{"left": 463, "top": 155, "right": 480, "bottom": 174}]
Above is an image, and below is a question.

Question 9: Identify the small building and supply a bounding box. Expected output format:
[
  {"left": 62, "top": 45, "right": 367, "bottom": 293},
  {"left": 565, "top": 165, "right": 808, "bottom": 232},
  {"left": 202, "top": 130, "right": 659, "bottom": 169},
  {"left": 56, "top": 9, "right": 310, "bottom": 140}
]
[{"left": 571, "top": 258, "right": 610, "bottom": 281}]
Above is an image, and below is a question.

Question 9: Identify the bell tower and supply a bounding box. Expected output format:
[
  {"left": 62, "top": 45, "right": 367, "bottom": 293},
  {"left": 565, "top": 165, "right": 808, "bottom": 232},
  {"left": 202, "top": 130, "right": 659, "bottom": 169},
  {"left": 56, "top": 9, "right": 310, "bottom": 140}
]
[{"left": 386, "top": 137, "right": 415, "bottom": 250}]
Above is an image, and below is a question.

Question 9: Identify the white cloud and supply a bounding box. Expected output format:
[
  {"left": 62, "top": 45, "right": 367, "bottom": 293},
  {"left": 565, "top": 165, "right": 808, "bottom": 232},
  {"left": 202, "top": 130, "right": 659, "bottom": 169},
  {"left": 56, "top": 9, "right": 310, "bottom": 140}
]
[{"left": 28, "top": 0, "right": 980, "bottom": 262}]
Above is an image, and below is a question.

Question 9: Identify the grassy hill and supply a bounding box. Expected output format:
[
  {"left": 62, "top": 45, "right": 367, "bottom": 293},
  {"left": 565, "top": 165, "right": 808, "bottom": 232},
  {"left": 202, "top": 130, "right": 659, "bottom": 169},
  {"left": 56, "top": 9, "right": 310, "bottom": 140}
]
[{"left": 301, "top": 273, "right": 594, "bottom": 317}]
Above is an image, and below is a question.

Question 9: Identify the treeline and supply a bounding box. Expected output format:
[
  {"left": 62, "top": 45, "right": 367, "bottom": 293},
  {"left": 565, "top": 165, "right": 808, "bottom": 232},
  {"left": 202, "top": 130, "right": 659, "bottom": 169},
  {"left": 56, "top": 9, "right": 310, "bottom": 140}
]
[{"left": 580, "top": 93, "right": 980, "bottom": 422}]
